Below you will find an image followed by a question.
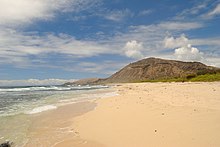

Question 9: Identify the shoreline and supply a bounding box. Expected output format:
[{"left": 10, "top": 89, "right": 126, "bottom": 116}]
[
  {"left": 0, "top": 87, "right": 116, "bottom": 147},
  {"left": 24, "top": 82, "right": 220, "bottom": 147},
  {"left": 23, "top": 87, "right": 117, "bottom": 147},
  {"left": 25, "top": 101, "right": 97, "bottom": 147}
]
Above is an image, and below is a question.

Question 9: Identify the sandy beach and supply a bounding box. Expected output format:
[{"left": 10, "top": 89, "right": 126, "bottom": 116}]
[{"left": 25, "top": 82, "right": 220, "bottom": 147}]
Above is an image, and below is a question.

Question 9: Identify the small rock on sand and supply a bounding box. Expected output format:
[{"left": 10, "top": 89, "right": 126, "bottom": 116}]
[{"left": 0, "top": 141, "right": 12, "bottom": 147}]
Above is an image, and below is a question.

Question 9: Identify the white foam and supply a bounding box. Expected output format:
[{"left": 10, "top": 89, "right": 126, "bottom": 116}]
[
  {"left": 27, "top": 105, "right": 57, "bottom": 114},
  {"left": 0, "top": 87, "right": 31, "bottom": 92},
  {"left": 0, "top": 85, "right": 108, "bottom": 92}
]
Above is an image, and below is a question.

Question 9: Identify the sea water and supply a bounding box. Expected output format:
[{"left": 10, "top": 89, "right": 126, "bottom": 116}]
[{"left": 0, "top": 85, "right": 115, "bottom": 146}]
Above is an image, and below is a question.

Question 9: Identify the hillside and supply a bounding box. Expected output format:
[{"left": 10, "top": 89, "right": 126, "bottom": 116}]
[
  {"left": 65, "top": 57, "right": 220, "bottom": 85},
  {"left": 103, "top": 57, "right": 219, "bottom": 83},
  {"left": 63, "top": 78, "right": 101, "bottom": 86}
]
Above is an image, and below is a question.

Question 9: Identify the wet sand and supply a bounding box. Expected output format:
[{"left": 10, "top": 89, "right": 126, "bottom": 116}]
[
  {"left": 25, "top": 102, "right": 97, "bottom": 147},
  {"left": 25, "top": 82, "right": 220, "bottom": 147}
]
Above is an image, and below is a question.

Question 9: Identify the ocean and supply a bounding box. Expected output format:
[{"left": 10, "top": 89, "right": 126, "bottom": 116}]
[{"left": 0, "top": 85, "right": 116, "bottom": 146}]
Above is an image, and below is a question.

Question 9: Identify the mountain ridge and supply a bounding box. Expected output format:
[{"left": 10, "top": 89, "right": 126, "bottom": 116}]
[{"left": 64, "top": 57, "right": 220, "bottom": 85}]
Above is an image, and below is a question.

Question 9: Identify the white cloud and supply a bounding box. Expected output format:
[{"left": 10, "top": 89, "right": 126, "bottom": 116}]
[
  {"left": 0, "top": 0, "right": 100, "bottom": 27},
  {"left": 68, "top": 15, "right": 87, "bottom": 21},
  {"left": 159, "top": 22, "right": 203, "bottom": 30},
  {"left": 0, "top": 0, "right": 209, "bottom": 69},
  {"left": 1, "top": 19, "right": 218, "bottom": 69},
  {"left": 0, "top": 0, "right": 219, "bottom": 73},
  {"left": 0, "top": 0, "right": 101, "bottom": 65},
  {"left": 205, "top": 57, "right": 220, "bottom": 67},
  {"left": 164, "top": 34, "right": 220, "bottom": 48},
  {"left": 75, "top": 61, "right": 127, "bottom": 75},
  {"left": 0, "top": 30, "right": 119, "bottom": 66},
  {"left": 124, "top": 40, "right": 144, "bottom": 59},
  {"left": 162, "top": 35, "right": 220, "bottom": 66},
  {"left": 175, "top": 1, "right": 209, "bottom": 20},
  {"left": 174, "top": 44, "right": 204, "bottom": 61},
  {"left": 106, "top": 21, "right": 203, "bottom": 55},
  {"left": 189, "top": 3, "right": 207, "bottom": 15},
  {"left": 0, "top": 0, "right": 52, "bottom": 26},
  {"left": 191, "top": 38, "right": 220, "bottom": 46},
  {"left": 164, "top": 34, "right": 189, "bottom": 48},
  {"left": 138, "top": 9, "right": 153, "bottom": 16},
  {"left": 104, "top": 9, "right": 133, "bottom": 21},
  {"left": 207, "top": 3, "right": 220, "bottom": 17},
  {"left": 0, "top": 79, "right": 76, "bottom": 86}
]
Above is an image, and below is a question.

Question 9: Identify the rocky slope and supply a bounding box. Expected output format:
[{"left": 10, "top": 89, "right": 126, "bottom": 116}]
[
  {"left": 102, "top": 57, "right": 219, "bottom": 83},
  {"left": 65, "top": 57, "right": 220, "bottom": 85}
]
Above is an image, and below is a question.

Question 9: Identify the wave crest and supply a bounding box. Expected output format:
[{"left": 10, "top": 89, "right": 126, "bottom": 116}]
[{"left": 26, "top": 105, "right": 57, "bottom": 114}]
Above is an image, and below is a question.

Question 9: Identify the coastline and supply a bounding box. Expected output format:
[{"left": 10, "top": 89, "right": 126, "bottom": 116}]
[
  {"left": 23, "top": 87, "right": 116, "bottom": 147},
  {"left": 0, "top": 87, "right": 115, "bottom": 147},
  {"left": 25, "top": 101, "right": 98, "bottom": 147},
  {"left": 25, "top": 82, "right": 220, "bottom": 147}
]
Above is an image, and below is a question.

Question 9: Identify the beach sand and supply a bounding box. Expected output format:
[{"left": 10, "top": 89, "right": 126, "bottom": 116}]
[{"left": 25, "top": 82, "right": 220, "bottom": 147}]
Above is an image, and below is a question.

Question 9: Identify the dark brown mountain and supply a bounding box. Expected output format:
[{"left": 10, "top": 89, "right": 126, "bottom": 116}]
[
  {"left": 64, "top": 57, "right": 220, "bottom": 85},
  {"left": 102, "top": 57, "right": 220, "bottom": 83}
]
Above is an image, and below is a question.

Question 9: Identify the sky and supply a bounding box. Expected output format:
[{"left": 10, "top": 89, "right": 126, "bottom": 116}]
[{"left": 0, "top": 0, "right": 220, "bottom": 85}]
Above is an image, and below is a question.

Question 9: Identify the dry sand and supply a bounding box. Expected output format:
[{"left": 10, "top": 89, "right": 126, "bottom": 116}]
[{"left": 26, "top": 82, "right": 220, "bottom": 147}]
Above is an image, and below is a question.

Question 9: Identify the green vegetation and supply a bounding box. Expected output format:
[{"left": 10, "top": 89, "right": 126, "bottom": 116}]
[
  {"left": 137, "top": 73, "right": 220, "bottom": 83},
  {"left": 189, "top": 73, "right": 220, "bottom": 82},
  {"left": 137, "top": 78, "right": 185, "bottom": 83}
]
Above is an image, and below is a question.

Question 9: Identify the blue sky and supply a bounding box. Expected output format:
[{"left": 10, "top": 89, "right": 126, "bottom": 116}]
[{"left": 0, "top": 0, "right": 220, "bottom": 83}]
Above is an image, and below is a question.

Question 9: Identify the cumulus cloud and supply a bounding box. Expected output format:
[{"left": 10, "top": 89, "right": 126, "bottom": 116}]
[
  {"left": 124, "top": 40, "right": 144, "bottom": 59},
  {"left": 174, "top": 44, "right": 204, "bottom": 61},
  {"left": 164, "top": 34, "right": 220, "bottom": 48},
  {"left": 0, "top": 79, "right": 76, "bottom": 86},
  {"left": 163, "top": 35, "right": 206, "bottom": 62},
  {"left": 164, "top": 34, "right": 189, "bottom": 48},
  {"left": 162, "top": 34, "right": 220, "bottom": 66}
]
